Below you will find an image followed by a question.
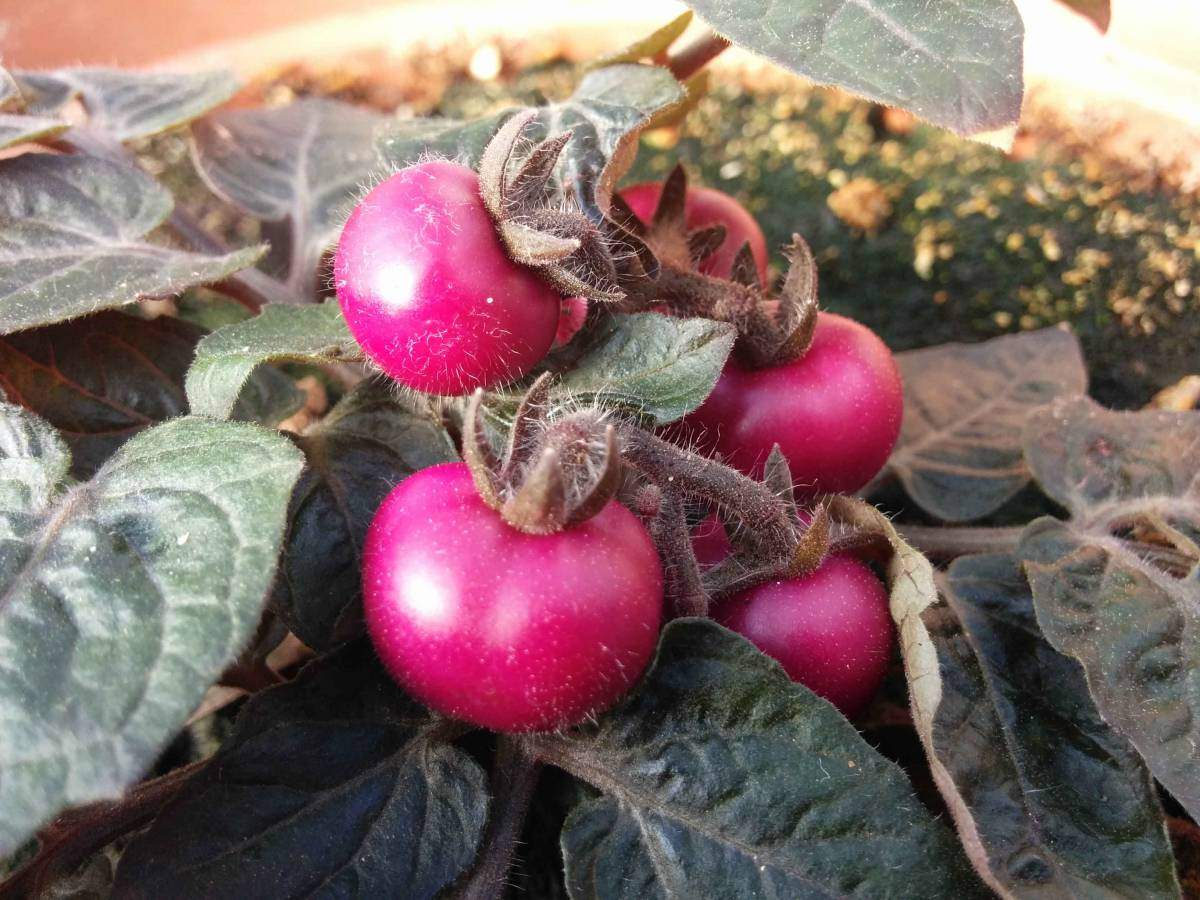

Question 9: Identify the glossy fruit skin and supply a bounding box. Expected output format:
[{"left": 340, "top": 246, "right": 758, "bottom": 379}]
[
  {"left": 335, "top": 161, "right": 560, "bottom": 395},
  {"left": 691, "top": 512, "right": 733, "bottom": 568},
  {"left": 553, "top": 295, "right": 589, "bottom": 348},
  {"left": 362, "top": 463, "right": 663, "bottom": 732},
  {"left": 685, "top": 312, "right": 903, "bottom": 496},
  {"left": 621, "top": 181, "right": 770, "bottom": 284},
  {"left": 715, "top": 554, "right": 893, "bottom": 717}
]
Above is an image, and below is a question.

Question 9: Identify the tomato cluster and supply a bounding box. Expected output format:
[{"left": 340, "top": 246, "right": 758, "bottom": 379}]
[{"left": 337, "top": 163, "right": 900, "bottom": 730}]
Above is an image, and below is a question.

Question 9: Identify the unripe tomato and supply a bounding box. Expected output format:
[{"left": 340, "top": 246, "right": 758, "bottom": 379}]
[
  {"left": 716, "top": 554, "right": 893, "bottom": 717},
  {"left": 335, "top": 161, "right": 560, "bottom": 395},
  {"left": 621, "top": 181, "right": 770, "bottom": 284},
  {"left": 362, "top": 463, "right": 663, "bottom": 731},
  {"left": 685, "top": 312, "right": 903, "bottom": 496}
]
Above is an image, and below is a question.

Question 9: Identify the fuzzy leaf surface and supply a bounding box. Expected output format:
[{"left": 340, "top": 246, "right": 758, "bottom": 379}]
[
  {"left": 683, "top": 0, "right": 1024, "bottom": 137},
  {"left": 0, "top": 154, "right": 263, "bottom": 334},
  {"left": 889, "top": 327, "right": 1087, "bottom": 521},
  {"left": 0, "top": 312, "right": 300, "bottom": 478},
  {"left": 379, "top": 64, "right": 682, "bottom": 214},
  {"left": 932, "top": 552, "right": 1178, "bottom": 898},
  {"left": 0, "top": 408, "right": 303, "bottom": 856},
  {"left": 546, "top": 618, "right": 983, "bottom": 899},
  {"left": 377, "top": 111, "right": 515, "bottom": 170},
  {"left": 16, "top": 67, "right": 239, "bottom": 141},
  {"left": 190, "top": 98, "right": 384, "bottom": 291},
  {"left": 553, "top": 313, "right": 735, "bottom": 424},
  {"left": 114, "top": 642, "right": 488, "bottom": 900},
  {"left": 184, "top": 301, "right": 357, "bottom": 420},
  {"left": 274, "top": 381, "right": 457, "bottom": 649},
  {"left": 1019, "top": 397, "right": 1200, "bottom": 821}
]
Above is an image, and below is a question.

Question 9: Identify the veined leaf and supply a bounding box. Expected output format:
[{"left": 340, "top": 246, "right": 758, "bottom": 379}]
[
  {"left": 184, "top": 301, "right": 357, "bottom": 420},
  {"left": 889, "top": 327, "right": 1087, "bottom": 521},
  {"left": 683, "top": 0, "right": 1024, "bottom": 139},
  {"left": 1019, "top": 397, "right": 1200, "bottom": 821},
  {"left": 551, "top": 313, "right": 735, "bottom": 425},
  {"left": 932, "top": 553, "right": 1179, "bottom": 898},
  {"left": 0, "top": 407, "right": 303, "bottom": 856},
  {"left": 113, "top": 642, "right": 489, "bottom": 900},
  {"left": 543, "top": 618, "right": 984, "bottom": 899},
  {"left": 0, "top": 312, "right": 300, "bottom": 478},
  {"left": 16, "top": 67, "right": 239, "bottom": 141},
  {"left": 190, "top": 98, "right": 385, "bottom": 295},
  {"left": 0, "top": 154, "right": 263, "bottom": 334}
]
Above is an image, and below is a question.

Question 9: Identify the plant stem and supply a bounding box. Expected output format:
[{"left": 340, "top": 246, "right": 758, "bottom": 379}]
[
  {"left": 618, "top": 425, "right": 795, "bottom": 560},
  {"left": 0, "top": 761, "right": 205, "bottom": 898},
  {"left": 454, "top": 736, "right": 541, "bottom": 900},
  {"left": 667, "top": 29, "right": 731, "bottom": 81},
  {"left": 652, "top": 490, "right": 709, "bottom": 618},
  {"left": 897, "top": 524, "right": 1024, "bottom": 559}
]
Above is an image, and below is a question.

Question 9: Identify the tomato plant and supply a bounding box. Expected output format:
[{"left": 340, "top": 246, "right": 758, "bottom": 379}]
[
  {"left": 621, "top": 180, "right": 770, "bottom": 283},
  {"left": 3, "top": 2, "right": 1196, "bottom": 899}
]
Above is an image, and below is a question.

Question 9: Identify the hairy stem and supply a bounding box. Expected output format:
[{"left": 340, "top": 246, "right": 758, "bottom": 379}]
[
  {"left": 653, "top": 491, "right": 710, "bottom": 618},
  {"left": 898, "top": 524, "right": 1024, "bottom": 560},
  {"left": 618, "top": 426, "right": 795, "bottom": 561},
  {"left": 667, "top": 28, "right": 731, "bottom": 81},
  {"left": 654, "top": 265, "right": 758, "bottom": 322},
  {"left": 0, "top": 761, "right": 205, "bottom": 898},
  {"left": 453, "top": 736, "right": 541, "bottom": 900}
]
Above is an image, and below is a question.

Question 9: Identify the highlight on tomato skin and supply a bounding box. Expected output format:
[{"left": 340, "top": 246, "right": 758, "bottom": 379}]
[
  {"left": 682, "top": 312, "right": 904, "bottom": 497},
  {"left": 361, "top": 462, "right": 664, "bottom": 733},
  {"left": 715, "top": 553, "right": 894, "bottom": 718},
  {"left": 620, "top": 180, "right": 771, "bottom": 284},
  {"left": 334, "top": 160, "right": 561, "bottom": 396}
]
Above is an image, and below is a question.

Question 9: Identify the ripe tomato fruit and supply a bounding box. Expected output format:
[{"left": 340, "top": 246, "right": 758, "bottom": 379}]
[
  {"left": 685, "top": 312, "right": 903, "bottom": 496},
  {"left": 691, "top": 512, "right": 733, "bottom": 568},
  {"left": 553, "top": 295, "right": 589, "bottom": 348},
  {"left": 620, "top": 181, "right": 770, "bottom": 284},
  {"left": 715, "top": 554, "right": 893, "bottom": 717},
  {"left": 362, "top": 462, "right": 663, "bottom": 732},
  {"left": 335, "top": 161, "right": 560, "bottom": 396}
]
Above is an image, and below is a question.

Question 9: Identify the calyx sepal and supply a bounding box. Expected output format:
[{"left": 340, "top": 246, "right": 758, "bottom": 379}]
[{"left": 463, "top": 374, "right": 624, "bottom": 534}]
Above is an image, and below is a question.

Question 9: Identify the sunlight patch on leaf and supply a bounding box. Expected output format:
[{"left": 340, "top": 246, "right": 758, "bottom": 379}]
[{"left": 889, "top": 327, "right": 1087, "bottom": 521}]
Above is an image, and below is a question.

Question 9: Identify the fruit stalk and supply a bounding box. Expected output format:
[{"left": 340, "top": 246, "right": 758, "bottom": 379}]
[
  {"left": 618, "top": 425, "right": 795, "bottom": 562},
  {"left": 454, "top": 736, "right": 541, "bottom": 900},
  {"left": 650, "top": 490, "right": 710, "bottom": 618}
]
